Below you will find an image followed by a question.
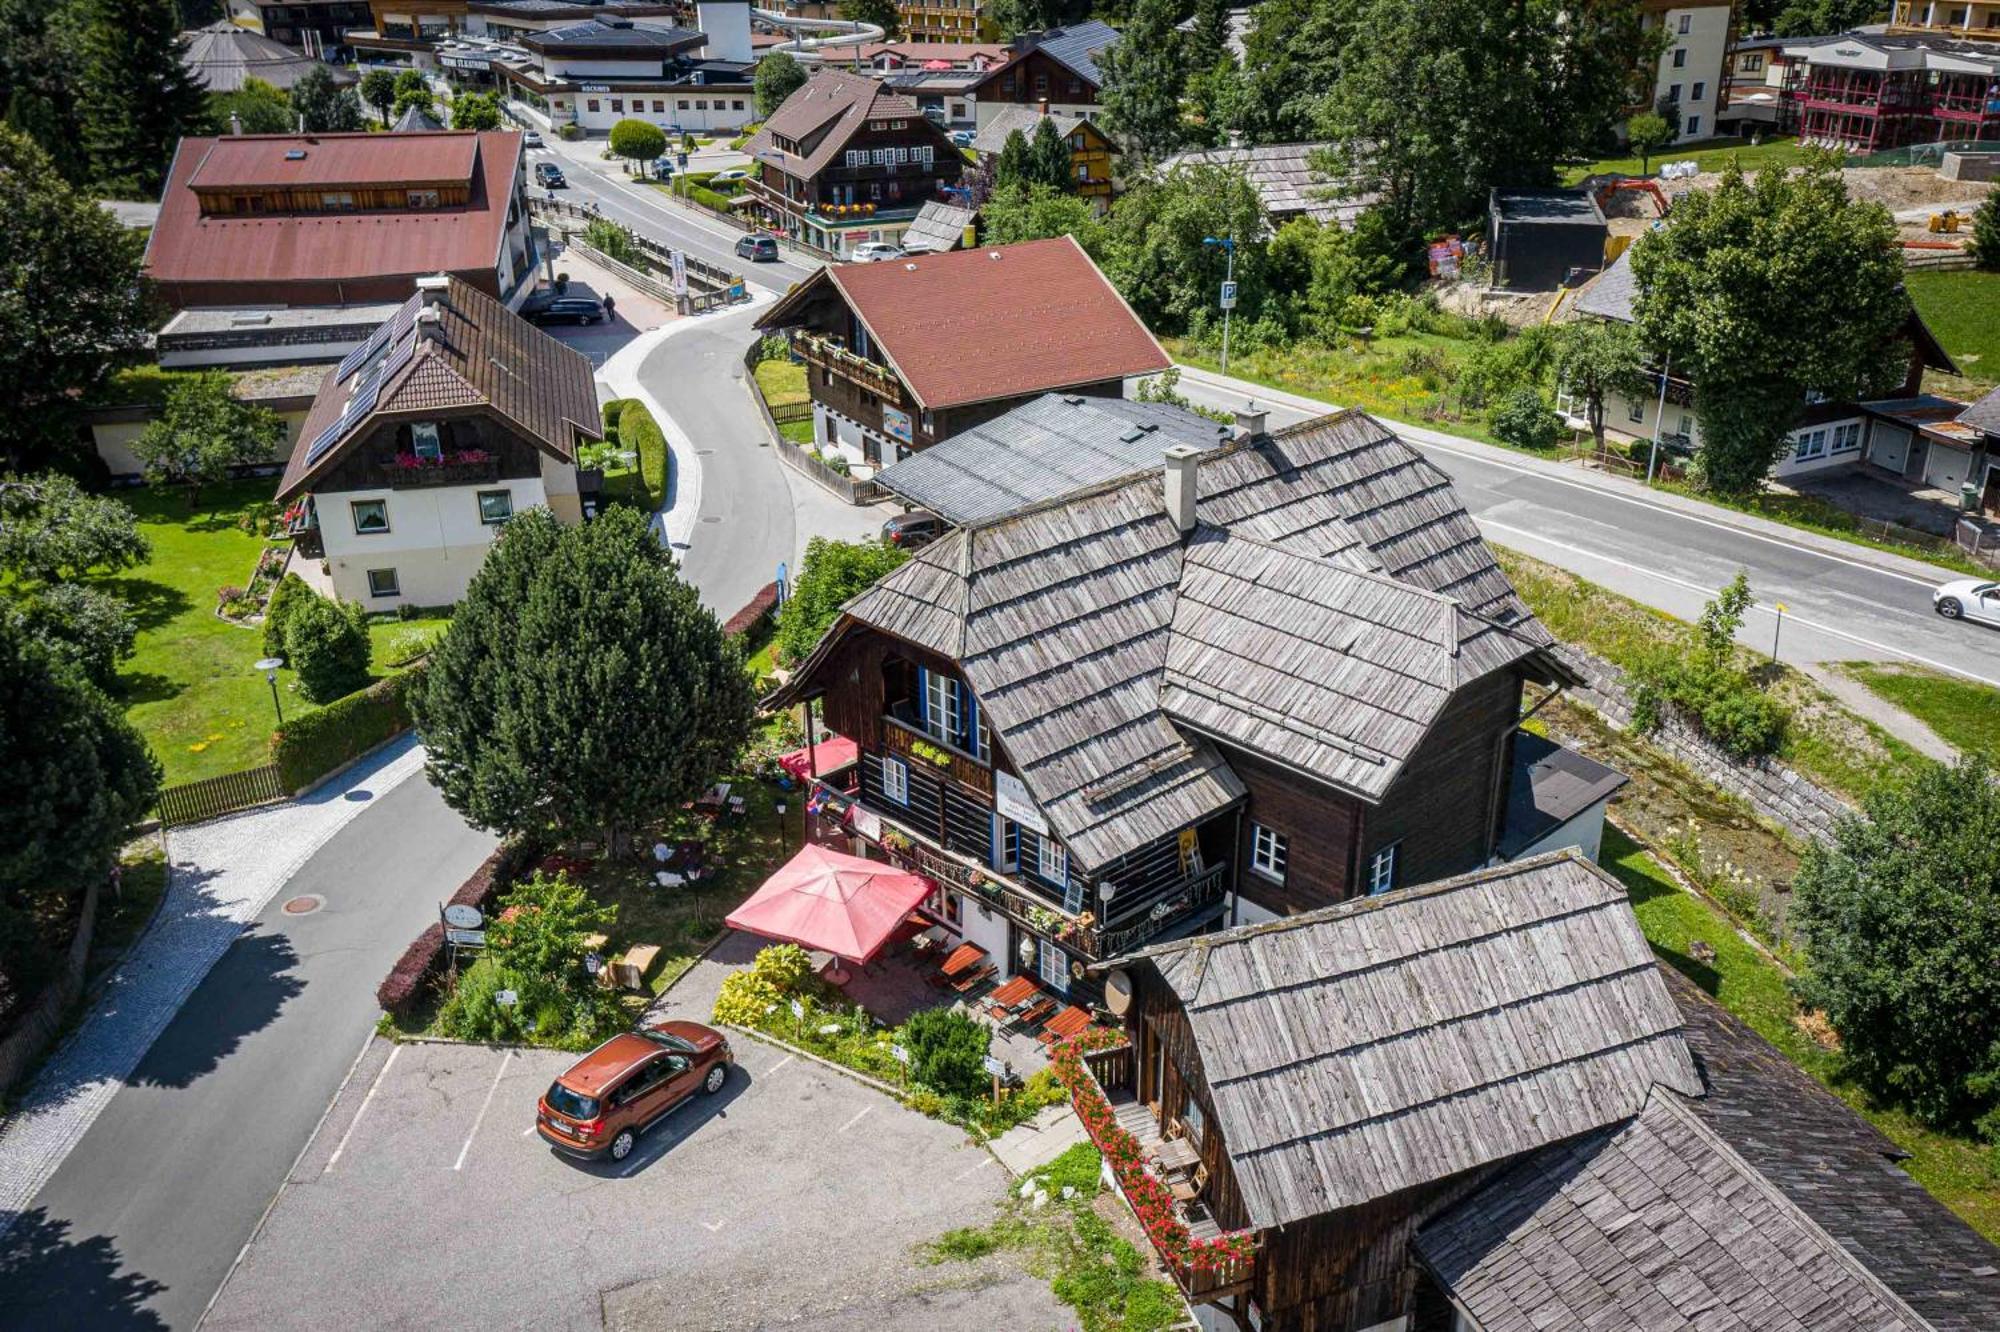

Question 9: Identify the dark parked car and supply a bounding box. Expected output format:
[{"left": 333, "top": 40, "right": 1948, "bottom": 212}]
[
  {"left": 736, "top": 232, "right": 779, "bottom": 262},
  {"left": 535, "top": 162, "right": 567, "bottom": 188},
  {"left": 882, "top": 510, "right": 944, "bottom": 549},
  {"left": 525, "top": 296, "right": 607, "bottom": 325},
  {"left": 537, "top": 1021, "right": 734, "bottom": 1162}
]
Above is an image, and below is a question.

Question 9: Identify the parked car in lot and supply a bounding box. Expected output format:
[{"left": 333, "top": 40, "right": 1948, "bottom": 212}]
[
  {"left": 652, "top": 157, "right": 676, "bottom": 178},
  {"left": 524, "top": 296, "right": 607, "bottom": 326},
  {"left": 537, "top": 1021, "right": 733, "bottom": 1162},
  {"left": 951, "top": 129, "right": 976, "bottom": 147},
  {"left": 736, "top": 232, "right": 779, "bottom": 262},
  {"left": 849, "top": 241, "right": 905, "bottom": 263},
  {"left": 710, "top": 168, "right": 750, "bottom": 183},
  {"left": 882, "top": 510, "right": 944, "bottom": 549},
  {"left": 534, "top": 162, "right": 567, "bottom": 188},
  {"left": 523, "top": 130, "right": 544, "bottom": 148},
  {"left": 1933, "top": 577, "right": 2000, "bottom": 626}
]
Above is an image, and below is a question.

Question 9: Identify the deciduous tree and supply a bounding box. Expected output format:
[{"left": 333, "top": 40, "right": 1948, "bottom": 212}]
[
  {"left": 774, "top": 535, "right": 909, "bottom": 666},
  {"left": 838, "top": 0, "right": 900, "bottom": 40},
  {"left": 980, "top": 182, "right": 1108, "bottom": 256},
  {"left": 0, "top": 472, "right": 150, "bottom": 584},
  {"left": 14, "top": 583, "right": 137, "bottom": 687},
  {"left": 360, "top": 68, "right": 399, "bottom": 126},
  {"left": 1625, "top": 111, "right": 1672, "bottom": 176},
  {"left": 292, "top": 64, "right": 364, "bottom": 133},
  {"left": 608, "top": 117, "right": 666, "bottom": 172},
  {"left": 209, "top": 76, "right": 291, "bottom": 135},
  {"left": 76, "top": 0, "right": 206, "bottom": 196},
  {"left": 449, "top": 89, "right": 503, "bottom": 131},
  {"left": 132, "top": 373, "right": 285, "bottom": 507},
  {"left": 1630, "top": 159, "right": 1907, "bottom": 496},
  {"left": 1104, "top": 162, "right": 1265, "bottom": 335},
  {"left": 1792, "top": 757, "right": 2000, "bottom": 1140},
  {"left": 1552, "top": 319, "right": 1647, "bottom": 453},
  {"left": 1970, "top": 192, "right": 2000, "bottom": 272},
  {"left": 414, "top": 507, "right": 754, "bottom": 849},
  {"left": 390, "top": 68, "right": 435, "bottom": 123},
  {"left": 754, "top": 50, "right": 806, "bottom": 118},
  {"left": 282, "top": 593, "right": 372, "bottom": 703},
  {"left": 984, "top": 0, "right": 1088, "bottom": 36}
]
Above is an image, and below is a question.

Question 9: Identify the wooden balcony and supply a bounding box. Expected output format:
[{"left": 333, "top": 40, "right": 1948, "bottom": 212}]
[
  {"left": 882, "top": 714, "right": 991, "bottom": 797},
  {"left": 357, "top": 455, "right": 503, "bottom": 490},
  {"left": 791, "top": 331, "right": 905, "bottom": 406},
  {"left": 1082, "top": 862, "right": 1228, "bottom": 958}
]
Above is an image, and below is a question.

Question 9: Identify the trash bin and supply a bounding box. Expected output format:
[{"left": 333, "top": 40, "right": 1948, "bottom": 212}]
[{"left": 1963, "top": 482, "right": 1979, "bottom": 512}]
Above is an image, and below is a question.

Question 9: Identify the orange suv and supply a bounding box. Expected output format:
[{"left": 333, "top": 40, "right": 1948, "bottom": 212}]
[{"left": 536, "top": 1020, "right": 733, "bottom": 1162}]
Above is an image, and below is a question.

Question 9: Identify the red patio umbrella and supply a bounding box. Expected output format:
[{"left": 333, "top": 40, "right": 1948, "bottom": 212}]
[
  {"left": 777, "top": 735, "right": 858, "bottom": 782},
  {"left": 725, "top": 844, "right": 933, "bottom": 982}
]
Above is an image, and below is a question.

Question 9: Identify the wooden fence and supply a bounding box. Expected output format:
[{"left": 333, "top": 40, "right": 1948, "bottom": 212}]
[
  {"left": 1902, "top": 248, "right": 1976, "bottom": 272},
  {"left": 740, "top": 343, "right": 886, "bottom": 505},
  {"left": 155, "top": 763, "right": 288, "bottom": 827},
  {"left": 770, "top": 401, "right": 813, "bottom": 425}
]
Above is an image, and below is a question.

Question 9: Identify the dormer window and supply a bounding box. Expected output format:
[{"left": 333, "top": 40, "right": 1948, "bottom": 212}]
[{"left": 411, "top": 421, "right": 442, "bottom": 461}]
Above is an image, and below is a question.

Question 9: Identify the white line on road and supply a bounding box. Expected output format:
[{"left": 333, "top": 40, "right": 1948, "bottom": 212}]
[
  {"left": 1482, "top": 519, "right": 2000, "bottom": 688},
  {"left": 837, "top": 1106, "right": 872, "bottom": 1134},
  {"left": 952, "top": 1156, "right": 998, "bottom": 1182},
  {"left": 761, "top": 1054, "right": 795, "bottom": 1078},
  {"left": 324, "top": 1043, "right": 401, "bottom": 1176},
  {"left": 701, "top": 1218, "right": 726, "bottom": 1232},
  {"left": 454, "top": 1051, "right": 515, "bottom": 1172}
]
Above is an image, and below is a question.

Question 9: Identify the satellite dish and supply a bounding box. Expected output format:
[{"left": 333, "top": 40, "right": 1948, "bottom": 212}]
[{"left": 1104, "top": 968, "right": 1133, "bottom": 1016}]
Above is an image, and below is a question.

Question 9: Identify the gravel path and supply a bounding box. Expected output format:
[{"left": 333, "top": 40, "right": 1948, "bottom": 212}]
[{"left": 0, "top": 736, "right": 425, "bottom": 1237}]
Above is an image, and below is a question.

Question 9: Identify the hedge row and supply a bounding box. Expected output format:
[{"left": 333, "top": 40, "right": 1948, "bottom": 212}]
[
  {"left": 601, "top": 396, "right": 631, "bottom": 439},
  {"left": 724, "top": 581, "right": 778, "bottom": 638},
  {"left": 604, "top": 398, "right": 669, "bottom": 511},
  {"left": 269, "top": 667, "right": 422, "bottom": 793},
  {"left": 376, "top": 838, "right": 544, "bottom": 1016}
]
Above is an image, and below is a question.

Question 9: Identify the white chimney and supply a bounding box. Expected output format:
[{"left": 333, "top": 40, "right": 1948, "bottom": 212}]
[
  {"left": 696, "top": 0, "right": 752, "bottom": 64},
  {"left": 415, "top": 274, "right": 450, "bottom": 309},
  {"left": 1163, "top": 443, "right": 1201, "bottom": 534},
  {"left": 1234, "top": 401, "right": 1267, "bottom": 441}
]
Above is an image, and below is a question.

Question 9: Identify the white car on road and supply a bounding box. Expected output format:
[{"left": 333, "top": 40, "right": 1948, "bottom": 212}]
[
  {"left": 849, "top": 242, "right": 905, "bottom": 263},
  {"left": 1932, "top": 578, "right": 2000, "bottom": 626}
]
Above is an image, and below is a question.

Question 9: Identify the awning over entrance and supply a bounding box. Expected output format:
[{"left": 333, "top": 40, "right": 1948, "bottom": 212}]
[
  {"left": 724, "top": 844, "right": 934, "bottom": 966},
  {"left": 778, "top": 736, "right": 859, "bottom": 782}
]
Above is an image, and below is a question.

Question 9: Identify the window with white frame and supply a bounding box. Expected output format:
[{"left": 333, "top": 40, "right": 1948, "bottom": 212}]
[
  {"left": 1677, "top": 12, "right": 1690, "bottom": 32},
  {"left": 1250, "top": 823, "right": 1287, "bottom": 882},
  {"left": 1794, "top": 428, "right": 1828, "bottom": 461},
  {"left": 881, "top": 755, "right": 909, "bottom": 805},
  {"left": 994, "top": 816, "right": 1019, "bottom": 871},
  {"left": 477, "top": 490, "right": 513, "bottom": 525},
  {"left": 1832, "top": 422, "right": 1862, "bottom": 453},
  {"left": 411, "top": 421, "right": 442, "bottom": 460},
  {"left": 1367, "top": 843, "right": 1400, "bottom": 895},
  {"left": 1036, "top": 936, "right": 1069, "bottom": 993},
  {"left": 350, "top": 499, "right": 389, "bottom": 534},
  {"left": 1038, "top": 837, "right": 1067, "bottom": 890},
  {"left": 925, "top": 670, "right": 960, "bottom": 746}
]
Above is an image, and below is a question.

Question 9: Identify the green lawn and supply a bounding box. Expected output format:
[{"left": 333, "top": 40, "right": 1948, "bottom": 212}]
[
  {"left": 1558, "top": 134, "right": 1814, "bottom": 185},
  {"left": 754, "top": 358, "right": 816, "bottom": 445},
  {"left": 89, "top": 480, "right": 443, "bottom": 787},
  {"left": 1841, "top": 662, "right": 2000, "bottom": 763},
  {"left": 1604, "top": 825, "right": 2000, "bottom": 1243},
  {"left": 1907, "top": 269, "right": 2000, "bottom": 393}
]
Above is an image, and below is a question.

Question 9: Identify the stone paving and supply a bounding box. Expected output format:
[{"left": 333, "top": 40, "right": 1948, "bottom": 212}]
[{"left": 0, "top": 736, "right": 426, "bottom": 1237}]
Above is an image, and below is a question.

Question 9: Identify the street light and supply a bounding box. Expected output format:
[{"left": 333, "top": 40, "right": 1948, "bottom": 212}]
[
  {"left": 253, "top": 657, "right": 285, "bottom": 727},
  {"left": 1203, "top": 235, "right": 1238, "bottom": 375}
]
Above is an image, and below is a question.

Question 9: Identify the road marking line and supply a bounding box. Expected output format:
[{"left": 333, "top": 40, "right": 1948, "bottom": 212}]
[
  {"left": 952, "top": 1157, "right": 998, "bottom": 1181},
  {"left": 454, "top": 1050, "right": 514, "bottom": 1171},
  {"left": 1482, "top": 519, "right": 2000, "bottom": 688},
  {"left": 323, "top": 1043, "right": 400, "bottom": 1175},
  {"left": 701, "top": 1218, "right": 726, "bottom": 1232},
  {"left": 522, "top": 1124, "right": 537, "bottom": 1136},
  {"left": 1174, "top": 365, "right": 1942, "bottom": 589},
  {"left": 837, "top": 1106, "right": 872, "bottom": 1134},
  {"left": 762, "top": 1054, "right": 795, "bottom": 1078}
]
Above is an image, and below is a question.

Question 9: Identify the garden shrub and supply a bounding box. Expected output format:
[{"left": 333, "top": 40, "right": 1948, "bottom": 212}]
[
  {"left": 600, "top": 397, "right": 630, "bottom": 440},
  {"left": 749, "top": 941, "right": 813, "bottom": 989},
  {"left": 750, "top": 333, "right": 792, "bottom": 365},
  {"left": 1490, "top": 387, "right": 1563, "bottom": 451},
  {"left": 435, "top": 871, "right": 624, "bottom": 1048},
  {"left": 1627, "top": 572, "right": 1788, "bottom": 760},
  {"left": 712, "top": 967, "right": 782, "bottom": 1026},
  {"left": 271, "top": 667, "right": 420, "bottom": 792},
  {"left": 486, "top": 870, "right": 617, "bottom": 987},
  {"left": 899, "top": 1006, "right": 991, "bottom": 1099},
  {"left": 284, "top": 594, "right": 372, "bottom": 703},
  {"left": 605, "top": 399, "right": 668, "bottom": 511},
  {"left": 261, "top": 572, "right": 312, "bottom": 658},
  {"left": 722, "top": 582, "right": 778, "bottom": 639},
  {"left": 583, "top": 217, "right": 637, "bottom": 264},
  {"left": 375, "top": 837, "right": 542, "bottom": 1015}
]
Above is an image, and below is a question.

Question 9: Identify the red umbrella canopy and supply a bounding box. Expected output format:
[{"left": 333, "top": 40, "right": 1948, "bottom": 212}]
[{"left": 725, "top": 844, "right": 934, "bottom": 965}]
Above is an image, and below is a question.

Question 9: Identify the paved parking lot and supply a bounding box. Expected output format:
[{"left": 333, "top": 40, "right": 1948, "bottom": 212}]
[
  {"left": 532, "top": 248, "right": 676, "bottom": 370},
  {"left": 204, "top": 1032, "right": 1065, "bottom": 1331}
]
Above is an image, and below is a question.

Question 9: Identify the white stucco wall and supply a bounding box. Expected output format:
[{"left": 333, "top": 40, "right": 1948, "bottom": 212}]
[
  {"left": 317, "top": 476, "right": 548, "bottom": 608},
  {"left": 1647, "top": 4, "right": 1732, "bottom": 142}
]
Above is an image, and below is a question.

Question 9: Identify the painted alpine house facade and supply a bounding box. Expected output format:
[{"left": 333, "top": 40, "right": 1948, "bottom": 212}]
[{"left": 767, "top": 407, "right": 1612, "bottom": 1030}]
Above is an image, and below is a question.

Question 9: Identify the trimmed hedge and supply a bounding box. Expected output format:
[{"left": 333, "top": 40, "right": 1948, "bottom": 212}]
[
  {"left": 600, "top": 396, "right": 631, "bottom": 439},
  {"left": 270, "top": 666, "right": 422, "bottom": 793},
  {"left": 604, "top": 398, "right": 668, "bottom": 511},
  {"left": 724, "top": 581, "right": 778, "bottom": 638},
  {"left": 375, "top": 838, "right": 544, "bottom": 1015}
]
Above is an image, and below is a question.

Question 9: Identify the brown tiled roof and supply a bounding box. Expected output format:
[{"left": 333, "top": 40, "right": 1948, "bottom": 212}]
[
  {"left": 277, "top": 276, "right": 601, "bottom": 501},
  {"left": 743, "top": 68, "right": 926, "bottom": 181},
  {"left": 146, "top": 132, "right": 520, "bottom": 290},
  {"left": 186, "top": 131, "right": 479, "bottom": 190},
  {"left": 759, "top": 236, "right": 1169, "bottom": 410}
]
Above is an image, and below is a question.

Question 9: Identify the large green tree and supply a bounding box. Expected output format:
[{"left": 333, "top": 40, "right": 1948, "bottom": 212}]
[
  {"left": 608, "top": 117, "right": 666, "bottom": 172},
  {"left": 1630, "top": 159, "right": 1908, "bottom": 496},
  {"left": 1027, "top": 115, "right": 1072, "bottom": 192},
  {"left": 13, "top": 583, "right": 137, "bottom": 688},
  {"left": 1235, "top": 0, "right": 1354, "bottom": 145},
  {"left": 1, "top": 0, "right": 88, "bottom": 182},
  {"left": 0, "top": 617, "right": 160, "bottom": 1021},
  {"left": 0, "top": 128, "right": 153, "bottom": 472},
  {"left": 1094, "top": 0, "right": 1187, "bottom": 164},
  {"left": 754, "top": 50, "right": 807, "bottom": 119},
  {"left": 981, "top": 181, "right": 1108, "bottom": 256},
  {"left": 414, "top": 507, "right": 754, "bottom": 849},
  {"left": 985, "top": 0, "right": 1089, "bottom": 36},
  {"left": 209, "top": 76, "right": 292, "bottom": 136},
  {"left": 77, "top": 0, "right": 206, "bottom": 196},
  {"left": 1105, "top": 161, "right": 1266, "bottom": 335},
  {"left": 359, "top": 68, "right": 399, "bottom": 126},
  {"left": 994, "top": 128, "right": 1032, "bottom": 193},
  {"left": 1552, "top": 319, "right": 1648, "bottom": 453},
  {"left": 774, "top": 535, "right": 909, "bottom": 666},
  {"left": 132, "top": 372, "right": 285, "bottom": 507},
  {"left": 838, "top": 0, "right": 900, "bottom": 39},
  {"left": 1792, "top": 757, "right": 2000, "bottom": 1140},
  {"left": 292, "top": 63, "right": 364, "bottom": 133},
  {"left": 1770, "top": 0, "right": 1881, "bottom": 38},
  {"left": 451, "top": 90, "right": 503, "bottom": 131},
  {"left": 0, "top": 471, "right": 149, "bottom": 585}
]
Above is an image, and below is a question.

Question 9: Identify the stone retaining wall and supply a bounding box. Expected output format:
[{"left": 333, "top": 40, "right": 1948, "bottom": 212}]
[{"left": 1552, "top": 644, "right": 1856, "bottom": 844}]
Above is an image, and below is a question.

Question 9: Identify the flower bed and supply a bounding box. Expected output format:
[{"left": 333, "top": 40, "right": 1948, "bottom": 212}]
[{"left": 1049, "top": 1030, "right": 1259, "bottom": 1278}]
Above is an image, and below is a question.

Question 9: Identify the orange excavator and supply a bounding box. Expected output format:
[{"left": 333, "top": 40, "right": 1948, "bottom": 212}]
[{"left": 1593, "top": 177, "right": 1672, "bottom": 219}]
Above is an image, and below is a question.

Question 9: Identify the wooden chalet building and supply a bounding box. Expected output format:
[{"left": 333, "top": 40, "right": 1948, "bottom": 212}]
[
  {"left": 972, "top": 104, "right": 1117, "bottom": 209},
  {"left": 741, "top": 68, "right": 965, "bottom": 259},
  {"left": 767, "top": 408, "right": 1629, "bottom": 1028},
  {"left": 752, "top": 235, "right": 1169, "bottom": 470},
  {"left": 967, "top": 20, "right": 1119, "bottom": 127},
  {"left": 1071, "top": 850, "right": 2000, "bottom": 1331}
]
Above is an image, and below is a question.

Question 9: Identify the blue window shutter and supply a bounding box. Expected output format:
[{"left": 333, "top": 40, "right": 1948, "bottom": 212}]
[
  {"left": 963, "top": 688, "right": 978, "bottom": 755},
  {"left": 916, "top": 667, "right": 928, "bottom": 725}
]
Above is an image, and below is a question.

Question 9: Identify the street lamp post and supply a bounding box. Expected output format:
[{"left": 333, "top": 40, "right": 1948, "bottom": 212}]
[
  {"left": 254, "top": 657, "right": 285, "bottom": 728},
  {"left": 1203, "top": 235, "right": 1237, "bottom": 375}
]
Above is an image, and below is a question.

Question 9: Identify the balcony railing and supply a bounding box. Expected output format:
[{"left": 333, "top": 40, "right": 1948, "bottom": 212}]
[
  {"left": 883, "top": 713, "right": 991, "bottom": 797},
  {"left": 358, "top": 456, "right": 503, "bottom": 490},
  {"left": 1084, "top": 863, "right": 1229, "bottom": 958},
  {"left": 791, "top": 331, "right": 905, "bottom": 405}
]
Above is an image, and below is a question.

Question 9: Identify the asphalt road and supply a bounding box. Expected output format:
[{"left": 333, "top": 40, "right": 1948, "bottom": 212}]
[
  {"left": 1172, "top": 365, "right": 2000, "bottom": 687},
  {"left": 0, "top": 779, "right": 496, "bottom": 1330}
]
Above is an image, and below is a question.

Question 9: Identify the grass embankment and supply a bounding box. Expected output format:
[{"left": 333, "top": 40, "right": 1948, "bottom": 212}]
[
  {"left": 1558, "top": 134, "right": 1812, "bottom": 185},
  {"left": 1841, "top": 662, "right": 2000, "bottom": 762},
  {"left": 91, "top": 481, "right": 440, "bottom": 784},
  {"left": 1907, "top": 269, "right": 2000, "bottom": 395},
  {"left": 1604, "top": 826, "right": 2000, "bottom": 1243},
  {"left": 753, "top": 358, "right": 815, "bottom": 445}
]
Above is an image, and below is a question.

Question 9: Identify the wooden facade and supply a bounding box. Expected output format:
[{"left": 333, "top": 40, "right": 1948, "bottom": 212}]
[
  {"left": 979, "top": 48, "right": 1098, "bottom": 107},
  {"left": 309, "top": 407, "right": 546, "bottom": 495},
  {"left": 193, "top": 182, "right": 472, "bottom": 216}
]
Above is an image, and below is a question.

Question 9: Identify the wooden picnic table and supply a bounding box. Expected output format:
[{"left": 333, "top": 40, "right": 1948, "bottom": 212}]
[
  {"left": 1039, "top": 1004, "right": 1094, "bottom": 1045},
  {"left": 1154, "top": 1136, "right": 1200, "bottom": 1175},
  {"left": 938, "top": 941, "right": 987, "bottom": 978},
  {"left": 983, "top": 973, "right": 1038, "bottom": 1016}
]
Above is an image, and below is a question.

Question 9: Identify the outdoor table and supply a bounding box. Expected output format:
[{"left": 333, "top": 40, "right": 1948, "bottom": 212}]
[
  {"left": 696, "top": 781, "right": 732, "bottom": 810},
  {"left": 1154, "top": 1137, "right": 1200, "bottom": 1176},
  {"left": 615, "top": 943, "right": 662, "bottom": 990},
  {"left": 984, "top": 974, "right": 1038, "bottom": 1015},
  {"left": 1039, "top": 1004, "right": 1094, "bottom": 1045},
  {"left": 938, "top": 941, "right": 988, "bottom": 978}
]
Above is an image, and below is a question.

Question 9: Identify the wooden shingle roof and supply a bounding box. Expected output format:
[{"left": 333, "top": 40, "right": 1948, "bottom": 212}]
[
  {"left": 1417, "top": 1089, "right": 1930, "bottom": 1332},
  {"left": 1116, "top": 852, "right": 1702, "bottom": 1228}
]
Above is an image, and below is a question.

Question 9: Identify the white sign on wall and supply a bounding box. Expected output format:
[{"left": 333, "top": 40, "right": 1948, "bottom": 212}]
[
  {"left": 994, "top": 769, "right": 1048, "bottom": 836},
  {"left": 670, "top": 249, "right": 688, "bottom": 297},
  {"left": 852, "top": 807, "right": 882, "bottom": 840}
]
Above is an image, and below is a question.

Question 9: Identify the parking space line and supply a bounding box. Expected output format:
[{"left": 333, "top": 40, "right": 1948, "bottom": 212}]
[
  {"left": 837, "top": 1106, "right": 872, "bottom": 1134},
  {"left": 323, "top": 1043, "right": 401, "bottom": 1176},
  {"left": 762, "top": 1054, "right": 795, "bottom": 1078},
  {"left": 453, "top": 1050, "right": 514, "bottom": 1171},
  {"left": 953, "top": 1157, "right": 997, "bottom": 1181}
]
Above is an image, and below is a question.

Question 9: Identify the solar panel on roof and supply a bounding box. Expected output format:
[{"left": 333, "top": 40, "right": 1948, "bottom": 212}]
[{"left": 335, "top": 323, "right": 391, "bottom": 380}]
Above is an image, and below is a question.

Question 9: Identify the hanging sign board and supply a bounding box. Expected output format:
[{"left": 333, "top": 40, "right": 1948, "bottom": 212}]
[
  {"left": 994, "top": 769, "right": 1048, "bottom": 836},
  {"left": 882, "top": 405, "right": 914, "bottom": 444}
]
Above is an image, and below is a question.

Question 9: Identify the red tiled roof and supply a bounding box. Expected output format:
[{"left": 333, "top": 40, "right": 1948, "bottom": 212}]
[
  {"left": 802, "top": 236, "right": 1169, "bottom": 409},
  {"left": 146, "top": 131, "right": 520, "bottom": 290},
  {"left": 186, "top": 131, "right": 479, "bottom": 190}
]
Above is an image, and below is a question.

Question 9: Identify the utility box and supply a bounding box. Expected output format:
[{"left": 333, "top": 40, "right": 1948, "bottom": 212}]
[{"left": 1486, "top": 188, "right": 1610, "bottom": 292}]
